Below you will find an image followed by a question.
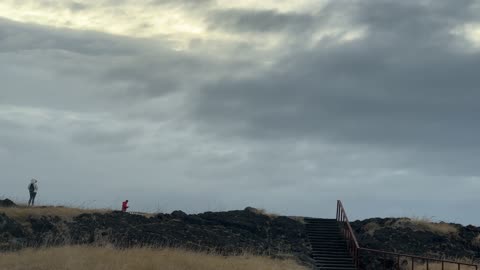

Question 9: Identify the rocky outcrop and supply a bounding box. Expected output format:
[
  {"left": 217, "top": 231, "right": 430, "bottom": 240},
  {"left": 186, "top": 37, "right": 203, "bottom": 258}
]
[
  {"left": 6, "top": 199, "right": 480, "bottom": 270},
  {"left": 0, "top": 206, "right": 313, "bottom": 267},
  {"left": 0, "top": 199, "right": 16, "bottom": 207},
  {"left": 0, "top": 214, "right": 27, "bottom": 250},
  {"left": 351, "top": 218, "right": 480, "bottom": 269}
]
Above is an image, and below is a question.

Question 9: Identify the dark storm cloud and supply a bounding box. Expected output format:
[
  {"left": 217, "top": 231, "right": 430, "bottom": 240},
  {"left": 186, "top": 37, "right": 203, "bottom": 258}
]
[
  {"left": 0, "top": 18, "right": 231, "bottom": 102},
  {"left": 208, "top": 9, "right": 315, "bottom": 33},
  {"left": 70, "top": 126, "right": 140, "bottom": 151},
  {"left": 192, "top": 0, "right": 480, "bottom": 176},
  {"left": 2, "top": 0, "right": 480, "bottom": 223},
  {"left": 351, "top": 0, "right": 480, "bottom": 31}
]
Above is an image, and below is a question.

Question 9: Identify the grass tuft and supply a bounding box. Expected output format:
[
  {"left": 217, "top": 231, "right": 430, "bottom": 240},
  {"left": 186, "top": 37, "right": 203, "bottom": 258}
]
[
  {"left": 472, "top": 235, "right": 480, "bottom": 247},
  {"left": 0, "top": 205, "right": 110, "bottom": 223},
  {"left": 0, "top": 246, "right": 308, "bottom": 270},
  {"left": 392, "top": 217, "right": 458, "bottom": 235}
]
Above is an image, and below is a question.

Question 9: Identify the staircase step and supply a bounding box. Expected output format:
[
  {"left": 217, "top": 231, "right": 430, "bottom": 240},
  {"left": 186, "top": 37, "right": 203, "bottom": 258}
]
[
  {"left": 307, "top": 230, "right": 342, "bottom": 234},
  {"left": 311, "top": 246, "right": 349, "bottom": 250},
  {"left": 308, "top": 240, "right": 346, "bottom": 244},
  {"left": 312, "top": 251, "right": 351, "bottom": 257},
  {"left": 313, "top": 252, "right": 352, "bottom": 256},
  {"left": 306, "top": 217, "right": 355, "bottom": 269},
  {"left": 309, "top": 238, "right": 346, "bottom": 242},
  {"left": 307, "top": 235, "right": 343, "bottom": 238},
  {"left": 316, "top": 262, "right": 356, "bottom": 267},
  {"left": 309, "top": 242, "right": 347, "bottom": 246},
  {"left": 310, "top": 244, "right": 347, "bottom": 248},
  {"left": 307, "top": 235, "right": 344, "bottom": 239},
  {"left": 313, "top": 256, "right": 353, "bottom": 263},
  {"left": 312, "top": 248, "right": 350, "bottom": 251},
  {"left": 315, "top": 266, "right": 356, "bottom": 270},
  {"left": 311, "top": 247, "right": 350, "bottom": 251},
  {"left": 307, "top": 235, "right": 344, "bottom": 240},
  {"left": 307, "top": 228, "right": 340, "bottom": 231},
  {"left": 307, "top": 229, "right": 342, "bottom": 233},
  {"left": 315, "top": 264, "right": 356, "bottom": 269},
  {"left": 309, "top": 241, "right": 346, "bottom": 245}
]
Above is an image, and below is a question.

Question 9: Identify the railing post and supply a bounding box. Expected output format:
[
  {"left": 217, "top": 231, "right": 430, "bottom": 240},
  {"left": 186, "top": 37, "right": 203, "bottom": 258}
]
[
  {"left": 356, "top": 248, "right": 360, "bottom": 269},
  {"left": 337, "top": 201, "right": 340, "bottom": 220},
  {"left": 336, "top": 201, "right": 338, "bottom": 220},
  {"left": 412, "top": 257, "right": 414, "bottom": 270},
  {"left": 397, "top": 255, "right": 400, "bottom": 270},
  {"left": 442, "top": 261, "right": 444, "bottom": 270},
  {"left": 427, "top": 260, "right": 429, "bottom": 270}
]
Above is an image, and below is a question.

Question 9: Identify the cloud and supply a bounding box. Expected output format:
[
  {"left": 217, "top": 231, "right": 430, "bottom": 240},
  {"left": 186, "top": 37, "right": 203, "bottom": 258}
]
[
  {"left": 67, "top": 1, "right": 89, "bottom": 12},
  {"left": 191, "top": 0, "right": 480, "bottom": 177},
  {"left": 208, "top": 9, "right": 315, "bottom": 33},
  {"left": 1, "top": 0, "right": 480, "bottom": 224}
]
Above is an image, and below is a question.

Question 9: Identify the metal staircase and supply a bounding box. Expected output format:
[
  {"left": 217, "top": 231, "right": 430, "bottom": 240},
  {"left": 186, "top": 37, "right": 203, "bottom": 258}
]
[
  {"left": 305, "top": 218, "right": 356, "bottom": 270},
  {"left": 305, "top": 201, "right": 478, "bottom": 270}
]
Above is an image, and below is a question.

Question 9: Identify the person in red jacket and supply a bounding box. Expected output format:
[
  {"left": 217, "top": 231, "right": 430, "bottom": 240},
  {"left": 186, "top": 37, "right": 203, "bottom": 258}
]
[{"left": 121, "top": 200, "right": 129, "bottom": 212}]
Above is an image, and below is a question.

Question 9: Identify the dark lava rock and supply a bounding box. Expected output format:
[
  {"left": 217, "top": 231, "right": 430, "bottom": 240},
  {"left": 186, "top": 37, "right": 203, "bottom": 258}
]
[
  {"left": 0, "top": 199, "right": 16, "bottom": 208},
  {"left": 171, "top": 210, "right": 188, "bottom": 219},
  {"left": 0, "top": 208, "right": 313, "bottom": 267},
  {"left": 0, "top": 214, "right": 25, "bottom": 238},
  {"left": 0, "top": 214, "right": 27, "bottom": 251},
  {"left": 352, "top": 218, "right": 480, "bottom": 269}
]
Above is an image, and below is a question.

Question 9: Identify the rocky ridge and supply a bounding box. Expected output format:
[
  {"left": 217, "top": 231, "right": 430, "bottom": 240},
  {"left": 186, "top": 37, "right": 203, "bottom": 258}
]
[
  {"left": 351, "top": 218, "right": 480, "bottom": 269},
  {"left": 3, "top": 198, "right": 480, "bottom": 269},
  {"left": 0, "top": 200, "right": 313, "bottom": 267}
]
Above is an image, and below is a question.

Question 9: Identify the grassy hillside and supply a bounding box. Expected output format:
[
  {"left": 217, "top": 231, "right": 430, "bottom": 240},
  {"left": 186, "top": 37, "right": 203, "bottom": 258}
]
[
  {"left": 0, "top": 246, "right": 308, "bottom": 270},
  {"left": 0, "top": 201, "right": 313, "bottom": 267},
  {"left": 0, "top": 205, "right": 110, "bottom": 223}
]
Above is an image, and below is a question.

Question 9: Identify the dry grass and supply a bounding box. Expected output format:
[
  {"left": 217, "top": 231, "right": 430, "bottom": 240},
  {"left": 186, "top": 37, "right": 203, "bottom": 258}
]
[
  {"left": 0, "top": 205, "right": 110, "bottom": 223},
  {"left": 288, "top": 216, "right": 305, "bottom": 224},
  {"left": 392, "top": 217, "right": 459, "bottom": 235},
  {"left": 399, "top": 259, "right": 477, "bottom": 270},
  {"left": 245, "top": 207, "right": 279, "bottom": 219},
  {"left": 0, "top": 246, "right": 308, "bottom": 270},
  {"left": 364, "top": 222, "right": 381, "bottom": 236},
  {"left": 245, "top": 207, "right": 306, "bottom": 223},
  {"left": 472, "top": 235, "right": 480, "bottom": 247}
]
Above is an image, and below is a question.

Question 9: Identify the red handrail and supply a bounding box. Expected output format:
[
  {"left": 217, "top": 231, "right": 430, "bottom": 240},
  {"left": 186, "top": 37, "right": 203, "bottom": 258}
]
[
  {"left": 337, "top": 200, "right": 361, "bottom": 268},
  {"left": 336, "top": 200, "right": 478, "bottom": 270}
]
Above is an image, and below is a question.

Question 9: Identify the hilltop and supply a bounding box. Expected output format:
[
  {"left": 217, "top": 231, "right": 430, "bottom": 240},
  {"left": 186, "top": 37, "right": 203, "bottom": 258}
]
[
  {"left": 352, "top": 217, "right": 480, "bottom": 261},
  {"left": 2, "top": 199, "right": 480, "bottom": 269},
  {"left": 0, "top": 199, "right": 313, "bottom": 267}
]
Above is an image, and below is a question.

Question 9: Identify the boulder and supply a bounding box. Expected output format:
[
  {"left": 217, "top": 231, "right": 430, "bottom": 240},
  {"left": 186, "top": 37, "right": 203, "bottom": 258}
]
[
  {"left": 171, "top": 210, "right": 188, "bottom": 219},
  {"left": 0, "top": 199, "right": 16, "bottom": 208}
]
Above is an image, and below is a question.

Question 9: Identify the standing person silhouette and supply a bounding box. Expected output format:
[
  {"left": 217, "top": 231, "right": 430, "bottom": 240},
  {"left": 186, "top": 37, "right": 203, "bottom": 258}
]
[
  {"left": 122, "top": 200, "right": 129, "bottom": 212},
  {"left": 28, "top": 179, "right": 38, "bottom": 206}
]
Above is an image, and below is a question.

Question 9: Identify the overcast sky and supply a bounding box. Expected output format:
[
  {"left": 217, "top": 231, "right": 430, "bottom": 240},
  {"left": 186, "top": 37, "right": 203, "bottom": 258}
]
[{"left": 1, "top": 0, "right": 480, "bottom": 224}]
